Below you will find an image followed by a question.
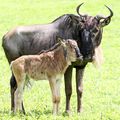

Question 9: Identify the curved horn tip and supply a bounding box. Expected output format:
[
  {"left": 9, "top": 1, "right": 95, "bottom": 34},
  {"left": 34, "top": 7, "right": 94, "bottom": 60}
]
[
  {"left": 104, "top": 5, "right": 113, "bottom": 17},
  {"left": 76, "top": 3, "right": 84, "bottom": 16},
  {"left": 78, "top": 3, "right": 84, "bottom": 7},
  {"left": 80, "top": 2, "right": 84, "bottom": 5}
]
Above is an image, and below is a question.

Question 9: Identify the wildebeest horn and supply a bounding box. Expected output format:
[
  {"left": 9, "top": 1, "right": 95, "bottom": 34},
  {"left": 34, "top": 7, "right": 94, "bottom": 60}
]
[
  {"left": 105, "top": 5, "right": 113, "bottom": 18},
  {"left": 96, "top": 5, "right": 113, "bottom": 20},
  {"left": 95, "top": 5, "right": 113, "bottom": 27},
  {"left": 76, "top": 3, "right": 84, "bottom": 17}
]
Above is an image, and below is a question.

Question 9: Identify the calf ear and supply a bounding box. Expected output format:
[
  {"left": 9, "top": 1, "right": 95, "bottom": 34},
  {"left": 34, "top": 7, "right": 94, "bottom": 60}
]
[
  {"left": 57, "top": 37, "right": 63, "bottom": 43},
  {"left": 57, "top": 36, "right": 65, "bottom": 43}
]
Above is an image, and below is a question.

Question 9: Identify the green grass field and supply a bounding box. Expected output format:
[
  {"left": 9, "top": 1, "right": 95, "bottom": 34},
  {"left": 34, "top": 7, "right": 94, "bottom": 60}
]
[{"left": 0, "top": 0, "right": 120, "bottom": 119}]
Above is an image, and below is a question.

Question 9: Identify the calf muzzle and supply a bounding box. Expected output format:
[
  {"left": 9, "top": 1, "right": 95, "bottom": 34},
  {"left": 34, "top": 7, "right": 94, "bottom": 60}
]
[{"left": 75, "top": 47, "right": 83, "bottom": 61}]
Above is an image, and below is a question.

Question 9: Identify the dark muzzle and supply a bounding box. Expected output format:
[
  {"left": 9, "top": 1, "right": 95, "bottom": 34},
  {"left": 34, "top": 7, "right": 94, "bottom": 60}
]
[
  {"left": 83, "top": 55, "right": 93, "bottom": 62},
  {"left": 83, "top": 49, "right": 94, "bottom": 62}
]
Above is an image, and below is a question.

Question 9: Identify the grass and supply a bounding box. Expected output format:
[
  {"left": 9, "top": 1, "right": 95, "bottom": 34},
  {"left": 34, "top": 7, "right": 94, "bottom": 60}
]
[{"left": 0, "top": 0, "right": 120, "bottom": 119}]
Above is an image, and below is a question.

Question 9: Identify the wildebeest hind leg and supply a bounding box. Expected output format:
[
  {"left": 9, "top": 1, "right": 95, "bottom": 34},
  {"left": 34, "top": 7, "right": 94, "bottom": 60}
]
[{"left": 10, "top": 74, "right": 17, "bottom": 112}]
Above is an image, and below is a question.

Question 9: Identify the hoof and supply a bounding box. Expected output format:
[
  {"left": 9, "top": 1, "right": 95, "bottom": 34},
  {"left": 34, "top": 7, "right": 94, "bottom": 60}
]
[
  {"left": 77, "top": 107, "right": 83, "bottom": 114},
  {"left": 63, "top": 110, "right": 71, "bottom": 116}
]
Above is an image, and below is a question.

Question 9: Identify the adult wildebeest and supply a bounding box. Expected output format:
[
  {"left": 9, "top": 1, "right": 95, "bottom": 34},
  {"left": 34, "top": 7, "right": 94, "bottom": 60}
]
[
  {"left": 2, "top": 3, "right": 113, "bottom": 114},
  {"left": 11, "top": 38, "right": 82, "bottom": 114}
]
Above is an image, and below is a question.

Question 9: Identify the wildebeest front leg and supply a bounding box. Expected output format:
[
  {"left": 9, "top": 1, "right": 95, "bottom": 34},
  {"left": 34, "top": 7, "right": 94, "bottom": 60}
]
[
  {"left": 76, "top": 65, "right": 86, "bottom": 113},
  {"left": 64, "top": 66, "right": 73, "bottom": 114},
  {"left": 10, "top": 74, "right": 25, "bottom": 114}
]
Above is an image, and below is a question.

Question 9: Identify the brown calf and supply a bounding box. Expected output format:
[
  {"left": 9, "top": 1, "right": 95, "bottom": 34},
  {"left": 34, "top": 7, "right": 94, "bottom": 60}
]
[{"left": 11, "top": 38, "right": 82, "bottom": 114}]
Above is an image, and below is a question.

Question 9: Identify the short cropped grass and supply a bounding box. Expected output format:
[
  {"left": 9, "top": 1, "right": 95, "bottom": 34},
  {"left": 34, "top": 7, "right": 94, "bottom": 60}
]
[{"left": 0, "top": 0, "right": 120, "bottom": 119}]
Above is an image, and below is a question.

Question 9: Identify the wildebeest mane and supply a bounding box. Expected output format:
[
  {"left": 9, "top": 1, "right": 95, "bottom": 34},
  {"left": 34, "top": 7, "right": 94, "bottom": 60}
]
[
  {"left": 52, "top": 14, "right": 80, "bottom": 23},
  {"left": 52, "top": 14, "right": 81, "bottom": 39}
]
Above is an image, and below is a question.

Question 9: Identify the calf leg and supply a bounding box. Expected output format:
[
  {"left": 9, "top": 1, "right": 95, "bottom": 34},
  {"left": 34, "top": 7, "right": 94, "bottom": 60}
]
[
  {"left": 14, "top": 81, "right": 24, "bottom": 113},
  {"left": 10, "top": 74, "right": 25, "bottom": 114},
  {"left": 64, "top": 66, "right": 73, "bottom": 113},
  {"left": 55, "top": 79, "right": 61, "bottom": 113},
  {"left": 49, "top": 79, "right": 61, "bottom": 115},
  {"left": 76, "top": 65, "right": 86, "bottom": 113}
]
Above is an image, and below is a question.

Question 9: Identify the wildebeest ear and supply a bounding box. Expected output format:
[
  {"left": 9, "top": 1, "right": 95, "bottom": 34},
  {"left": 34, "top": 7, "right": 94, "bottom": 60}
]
[
  {"left": 95, "top": 5, "right": 113, "bottom": 27},
  {"left": 100, "top": 18, "right": 111, "bottom": 27}
]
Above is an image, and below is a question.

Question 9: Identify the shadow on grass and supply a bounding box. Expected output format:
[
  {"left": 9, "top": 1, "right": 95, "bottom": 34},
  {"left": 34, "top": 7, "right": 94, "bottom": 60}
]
[
  {"left": 27, "top": 109, "right": 70, "bottom": 117},
  {"left": 26, "top": 109, "right": 52, "bottom": 116},
  {"left": 0, "top": 110, "right": 25, "bottom": 117},
  {"left": 0, "top": 109, "right": 70, "bottom": 118},
  {"left": 0, "top": 109, "right": 51, "bottom": 115}
]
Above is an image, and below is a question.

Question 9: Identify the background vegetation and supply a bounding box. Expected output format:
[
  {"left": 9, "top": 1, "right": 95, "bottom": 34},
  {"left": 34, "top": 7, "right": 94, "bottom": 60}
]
[{"left": 0, "top": 0, "right": 119, "bottom": 119}]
